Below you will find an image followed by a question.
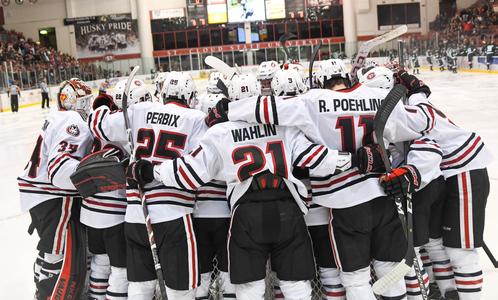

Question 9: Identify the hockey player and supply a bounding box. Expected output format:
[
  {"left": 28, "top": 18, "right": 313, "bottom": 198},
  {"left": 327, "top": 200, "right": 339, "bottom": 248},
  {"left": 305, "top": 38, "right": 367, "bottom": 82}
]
[
  {"left": 437, "top": 49, "right": 446, "bottom": 71},
  {"left": 411, "top": 49, "right": 420, "bottom": 74},
  {"left": 18, "top": 78, "right": 94, "bottom": 299},
  {"left": 426, "top": 49, "right": 434, "bottom": 71},
  {"left": 215, "top": 59, "right": 436, "bottom": 300},
  {"left": 256, "top": 60, "right": 279, "bottom": 96},
  {"left": 153, "top": 72, "right": 169, "bottom": 100},
  {"left": 482, "top": 40, "right": 496, "bottom": 71},
  {"left": 446, "top": 47, "right": 458, "bottom": 73},
  {"left": 80, "top": 80, "right": 153, "bottom": 299},
  {"left": 466, "top": 43, "right": 477, "bottom": 70},
  {"left": 127, "top": 93, "right": 353, "bottom": 300},
  {"left": 89, "top": 71, "right": 206, "bottom": 299}
]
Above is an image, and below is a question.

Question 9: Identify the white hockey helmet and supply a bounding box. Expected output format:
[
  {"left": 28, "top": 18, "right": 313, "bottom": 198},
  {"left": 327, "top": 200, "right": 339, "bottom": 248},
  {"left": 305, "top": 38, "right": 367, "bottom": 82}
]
[
  {"left": 207, "top": 71, "right": 222, "bottom": 94},
  {"left": 161, "top": 71, "right": 197, "bottom": 106},
  {"left": 153, "top": 72, "right": 169, "bottom": 97},
  {"left": 57, "top": 78, "right": 93, "bottom": 120},
  {"left": 358, "top": 66, "right": 394, "bottom": 90},
  {"left": 257, "top": 60, "right": 279, "bottom": 80},
  {"left": 316, "top": 59, "right": 348, "bottom": 88},
  {"left": 282, "top": 61, "right": 306, "bottom": 80},
  {"left": 112, "top": 79, "right": 152, "bottom": 109},
  {"left": 271, "top": 69, "right": 308, "bottom": 96},
  {"left": 228, "top": 74, "right": 260, "bottom": 101},
  {"left": 199, "top": 93, "right": 225, "bottom": 114}
]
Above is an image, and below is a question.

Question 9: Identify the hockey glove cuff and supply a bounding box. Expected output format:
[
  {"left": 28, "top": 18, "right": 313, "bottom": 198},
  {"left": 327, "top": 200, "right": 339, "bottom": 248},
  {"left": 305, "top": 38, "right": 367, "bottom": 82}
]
[
  {"left": 380, "top": 165, "right": 421, "bottom": 198},
  {"left": 335, "top": 151, "right": 353, "bottom": 173},
  {"left": 126, "top": 160, "right": 154, "bottom": 187},
  {"left": 357, "top": 144, "right": 387, "bottom": 174},
  {"left": 396, "top": 70, "right": 431, "bottom": 98},
  {"left": 205, "top": 98, "right": 230, "bottom": 127}
]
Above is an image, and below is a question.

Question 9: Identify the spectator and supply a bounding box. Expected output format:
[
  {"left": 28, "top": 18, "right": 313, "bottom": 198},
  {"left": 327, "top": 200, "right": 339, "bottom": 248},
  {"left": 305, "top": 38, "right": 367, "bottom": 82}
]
[
  {"left": 8, "top": 80, "right": 20, "bottom": 113},
  {"left": 40, "top": 79, "right": 50, "bottom": 109}
]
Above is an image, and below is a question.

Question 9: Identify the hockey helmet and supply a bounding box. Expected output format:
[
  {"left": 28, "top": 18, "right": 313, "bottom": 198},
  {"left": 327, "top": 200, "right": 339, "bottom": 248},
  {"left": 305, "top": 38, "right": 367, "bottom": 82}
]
[
  {"left": 358, "top": 66, "right": 394, "bottom": 90},
  {"left": 271, "top": 69, "right": 308, "bottom": 96},
  {"left": 57, "top": 78, "right": 93, "bottom": 120},
  {"left": 161, "top": 71, "right": 197, "bottom": 107},
  {"left": 316, "top": 59, "right": 348, "bottom": 88},
  {"left": 113, "top": 79, "right": 152, "bottom": 109},
  {"left": 228, "top": 74, "right": 260, "bottom": 101}
]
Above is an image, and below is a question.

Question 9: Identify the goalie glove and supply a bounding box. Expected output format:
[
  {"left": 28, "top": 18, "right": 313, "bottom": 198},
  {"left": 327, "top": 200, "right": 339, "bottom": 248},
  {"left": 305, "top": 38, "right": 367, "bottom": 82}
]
[
  {"left": 395, "top": 70, "right": 431, "bottom": 97},
  {"left": 126, "top": 160, "right": 155, "bottom": 187},
  {"left": 356, "top": 144, "right": 387, "bottom": 174},
  {"left": 379, "top": 165, "right": 420, "bottom": 199}
]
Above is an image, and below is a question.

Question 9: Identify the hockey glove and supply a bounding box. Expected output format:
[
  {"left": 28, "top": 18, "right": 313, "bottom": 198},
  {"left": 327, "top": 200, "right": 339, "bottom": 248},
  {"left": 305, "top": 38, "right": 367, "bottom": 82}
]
[
  {"left": 93, "top": 93, "right": 118, "bottom": 111},
  {"left": 395, "top": 70, "right": 431, "bottom": 98},
  {"left": 379, "top": 165, "right": 420, "bottom": 199},
  {"left": 205, "top": 98, "right": 230, "bottom": 127},
  {"left": 356, "top": 144, "right": 387, "bottom": 174},
  {"left": 126, "top": 159, "right": 154, "bottom": 187}
]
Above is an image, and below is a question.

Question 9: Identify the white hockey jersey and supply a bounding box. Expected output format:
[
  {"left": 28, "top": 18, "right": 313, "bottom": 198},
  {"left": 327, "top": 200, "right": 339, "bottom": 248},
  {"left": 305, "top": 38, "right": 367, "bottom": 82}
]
[
  {"left": 79, "top": 138, "right": 128, "bottom": 229},
  {"left": 18, "top": 110, "right": 93, "bottom": 212},
  {"left": 89, "top": 101, "right": 208, "bottom": 224},
  {"left": 406, "top": 93, "right": 493, "bottom": 179},
  {"left": 154, "top": 121, "right": 345, "bottom": 213},
  {"left": 227, "top": 87, "right": 432, "bottom": 209}
]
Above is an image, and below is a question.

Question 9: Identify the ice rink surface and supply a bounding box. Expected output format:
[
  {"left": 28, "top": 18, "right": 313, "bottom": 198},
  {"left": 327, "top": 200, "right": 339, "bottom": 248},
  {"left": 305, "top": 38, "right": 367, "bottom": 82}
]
[{"left": 0, "top": 71, "right": 497, "bottom": 298}]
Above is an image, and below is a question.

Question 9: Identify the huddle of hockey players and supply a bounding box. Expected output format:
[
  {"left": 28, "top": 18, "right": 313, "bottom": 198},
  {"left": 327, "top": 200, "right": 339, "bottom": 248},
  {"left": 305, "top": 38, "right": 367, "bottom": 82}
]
[{"left": 19, "top": 50, "right": 492, "bottom": 300}]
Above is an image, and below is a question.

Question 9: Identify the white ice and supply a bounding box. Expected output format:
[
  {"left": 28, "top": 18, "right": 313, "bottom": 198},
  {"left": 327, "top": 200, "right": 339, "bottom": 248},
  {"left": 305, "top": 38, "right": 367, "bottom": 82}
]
[{"left": 0, "top": 72, "right": 497, "bottom": 298}]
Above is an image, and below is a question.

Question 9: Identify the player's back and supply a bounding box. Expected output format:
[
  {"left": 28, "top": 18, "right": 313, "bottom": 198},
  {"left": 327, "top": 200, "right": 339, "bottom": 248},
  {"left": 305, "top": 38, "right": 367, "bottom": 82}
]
[
  {"left": 126, "top": 101, "right": 208, "bottom": 223},
  {"left": 18, "top": 110, "right": 92, "bottom": 212}
]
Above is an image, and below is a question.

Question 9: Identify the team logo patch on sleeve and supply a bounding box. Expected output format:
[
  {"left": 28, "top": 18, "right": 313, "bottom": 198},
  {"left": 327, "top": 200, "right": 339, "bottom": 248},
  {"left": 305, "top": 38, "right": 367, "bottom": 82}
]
[{"left": 66, "top": 124, "right": 80, "bottom": 137}]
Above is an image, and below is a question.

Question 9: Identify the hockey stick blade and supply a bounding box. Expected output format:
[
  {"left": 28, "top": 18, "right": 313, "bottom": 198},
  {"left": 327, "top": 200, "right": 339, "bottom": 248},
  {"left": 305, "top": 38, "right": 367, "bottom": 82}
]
[
  {"left": 374, "top": 84, "right": 407, "bottom": 172},
  {"left": 350, "top": 25, "right": 408, "bottom": 85},
  {"left": 309, "top": 41, "right": 322, "bottom": 89},
  {"left": 205, "top": 56, "right": 238, "bottom": 81},
  {"left": 372, "top": 259, "right": 412, "bottom": 295}
]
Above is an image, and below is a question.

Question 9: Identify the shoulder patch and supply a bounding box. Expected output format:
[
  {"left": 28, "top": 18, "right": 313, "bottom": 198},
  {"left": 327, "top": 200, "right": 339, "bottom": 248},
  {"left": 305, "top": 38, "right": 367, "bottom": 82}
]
[{"left": 66, "top": 124, "right": 80, "bottom": 137}]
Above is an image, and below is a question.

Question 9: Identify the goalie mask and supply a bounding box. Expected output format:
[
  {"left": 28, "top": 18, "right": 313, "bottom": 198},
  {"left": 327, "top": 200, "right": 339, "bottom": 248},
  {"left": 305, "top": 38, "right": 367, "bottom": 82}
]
[
  {"left": 271, "top": 69, "right": 308, "bottom": 96},
  {"left": 228, "top": 74, "right": 260, "bottom": 101},
  {"left": 113, "top": 79, "right": 152, "bottom": 109},
  {"left": 316, "top": 59, "right": 349, "bottom": 88},
  {"left": 161, "top": 71, "right": 197, "bottom": 107},
  {"left": 57, "top": 78, "right": 93, "bottom": 120},
  {"left": 207, "top": 71, "right": 223, "bottom": 94},
  {"left": 358, "top": 66, "right": 394, "bottom": 90}
]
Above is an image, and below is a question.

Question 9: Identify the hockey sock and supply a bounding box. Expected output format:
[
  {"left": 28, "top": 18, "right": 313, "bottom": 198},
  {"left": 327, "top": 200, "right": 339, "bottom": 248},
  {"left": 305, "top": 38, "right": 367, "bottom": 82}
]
[
  {"left": 446, "top": 247, "right": 482, "bottom": 300},
  {"left": 418, "top": 248, "right": 434, "bottom": 283},
  {"left": 128, "top": 279, "right": 156, "bottom": 299},
  {"left": 272, "top": 272, "right": 283, "bottom": 299},
  {"left": 88, "top": 254, "right": 111, "bottom": 300},
  {"left": 195, "top": 272, "right": 212, "bottom": 299},
  {"left": 107, "top": 266, "right": 128, "bottom": 299},
  {"left": 219, "top": 271, "right": 236, "bottom": 299},
  {"left": 166, "top": 287, "right": 196, "bottom": 300},
  {"left": 372, "top": 260, "right": 407, "bottom": 300},
  {"left": 279, "top": 280, "right": 312, "bottom": 300},
  {"left": 404, "top": 249, "right": 429, "bottom": 300},
  {"left": 340, "top": 266, "right": 377, "bottom": 300},
  {"left": 234, "top": 279, "right": 265, "bottom": 300},
  {"left": 424, "top": 238, "right": 456, "bottom": 295},
  {"left": 319, "top": 267, "right": 345, "bottom": 299},
  {"left": 34, "top": 251, "right": 43, "bottom": 284}
]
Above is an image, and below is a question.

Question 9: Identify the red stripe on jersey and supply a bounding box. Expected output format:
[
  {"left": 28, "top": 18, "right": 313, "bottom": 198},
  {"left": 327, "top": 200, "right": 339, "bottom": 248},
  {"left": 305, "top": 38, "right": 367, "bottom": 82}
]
[
  {"left": 146, "top": 192, "right": 195, "bottom": 201},
  {"left": 84, "top": 198, "right": 126, "bottom": 209},
  {"left": 441, "top": 136, "right": 481, "bottom": 166},
  {"left": 126, "top": 192, "right": 141, "bottom": 198},
  {"left": 462, "top": 174, "right": 471, "bottom": 249},
  {"left": 93, "top": 109, "right": 103, "bottom": 140},
  {"left": 301, "top": 145, "right": 324, "bottom": 167},
  {"left": 263, "top": 96, "right": 270, "bottom": 123},
  {"left": 48, "top": 153, "right": 71, "bottom": 175},
  {"left": 179, "top": 166, "right": 197, "bottom": 190},
  {"left": 311, "top": 170, "right": 360, "bottom": 189}
]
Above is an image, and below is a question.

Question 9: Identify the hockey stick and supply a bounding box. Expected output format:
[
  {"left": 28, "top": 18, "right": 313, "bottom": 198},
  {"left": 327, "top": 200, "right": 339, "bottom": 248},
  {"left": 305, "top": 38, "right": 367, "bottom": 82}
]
[
  {"left": 309, "top": 41, "right": 322, "bottom": 89},
  {"left": 349, "top": 25, "right": 408, "bottom": 85},
  {"left": 122, "top": 66, "right": 168, "bottom": 300},
  {"left": 372, "top": 84, "right": 416, "bottom": 296},
  {"left": 483, "top": 241, "right": 498, "bottom": 268},
  {"left": 205, "top": 55, "right": 239, "bottom": 81},
  {"left": 279, "top": 32, "right": 297, "bottom": 62}
]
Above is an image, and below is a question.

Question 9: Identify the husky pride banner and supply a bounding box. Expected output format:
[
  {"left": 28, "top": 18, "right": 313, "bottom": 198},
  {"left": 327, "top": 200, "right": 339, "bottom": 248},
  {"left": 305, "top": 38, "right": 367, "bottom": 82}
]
[{"left": 73, "top": 13, "right": 140, "bottom": 59}]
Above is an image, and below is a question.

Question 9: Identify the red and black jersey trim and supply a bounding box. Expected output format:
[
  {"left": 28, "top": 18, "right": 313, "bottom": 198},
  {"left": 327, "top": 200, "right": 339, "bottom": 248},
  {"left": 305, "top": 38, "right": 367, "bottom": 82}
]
[
  {"left": 255, "top": 96, "right": 262, "bottom": 124},
  {"left": 409, "top": 140, "right": 443, "bottom": 156},
  {"left": 254, "top": 96, "right": 278, "bottom": 125},
  {"left": 441, "top": 133, "right": 485, "bottom": 170},
  {"left": 293, "top": 144, "right": 315, "bottom": 167},
  {"left": 48, "top": 153, "right": 77, "bottom": 182},
  {"left": 311, "top": 172, "right": 382, "bottom": 197},
  {"left": 309, "top": 148, "right": 329, "bottom": 169},
  {"left": 81, "top": 203, "right": 126, "bottom": 215},
  {"left": 443, "top": 133, "right": 475, "bottom": 159},
  {"left": 18, "top": 178, "right": 78, "bottom": 196},
  {"left": 270, "top": 96, "right": 279, "bottom": 125},
  {"left": 88, "top": 108, "right": 110, "bottom": 142},
  {"left": 172, "top": 160, "right": 188, "bottom": 190},
  {"left": 415, "top": 103, "right": 436, "bottom": 135},
  {"left": 180, "top": 157, "right": 206, "bottom": 187},
  {"left": 127, "top": 199, "right": 195, "bottom": 208}
]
